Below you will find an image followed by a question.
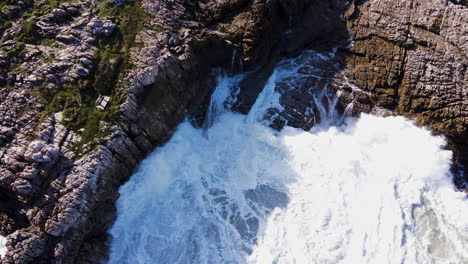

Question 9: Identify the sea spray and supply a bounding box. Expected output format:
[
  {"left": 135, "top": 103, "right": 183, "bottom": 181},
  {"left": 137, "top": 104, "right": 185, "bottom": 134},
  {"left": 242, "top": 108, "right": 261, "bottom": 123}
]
[
  {"left": 0, "top": 236, "right": 7, "bottom": 259},
  {"left": 109, "top": 51, "right": 468, "bottom": 264}
]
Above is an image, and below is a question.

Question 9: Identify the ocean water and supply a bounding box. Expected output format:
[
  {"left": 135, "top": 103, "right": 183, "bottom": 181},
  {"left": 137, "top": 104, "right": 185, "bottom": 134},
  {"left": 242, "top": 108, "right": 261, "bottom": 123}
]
[{"left": 109, "top": 51, "right": 468, "bottom": 264}]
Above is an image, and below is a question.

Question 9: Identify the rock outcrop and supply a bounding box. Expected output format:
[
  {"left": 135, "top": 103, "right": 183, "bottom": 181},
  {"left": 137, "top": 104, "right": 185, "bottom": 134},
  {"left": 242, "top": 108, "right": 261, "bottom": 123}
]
[
  {"left": 338, "top": 0, "right": 467, "bottom": 185},
  {"left": 0, "top": 0, "right": 466, "bottom": 263}
]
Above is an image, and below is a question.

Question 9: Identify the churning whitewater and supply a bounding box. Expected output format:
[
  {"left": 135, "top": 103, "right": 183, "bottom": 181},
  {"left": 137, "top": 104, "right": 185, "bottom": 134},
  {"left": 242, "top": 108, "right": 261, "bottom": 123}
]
[
  {"left": 109, "top": 51, "right": 468, "bottom": 264},
  {"left": 0, "top": 235, "right": 6, "bottom": 258}
]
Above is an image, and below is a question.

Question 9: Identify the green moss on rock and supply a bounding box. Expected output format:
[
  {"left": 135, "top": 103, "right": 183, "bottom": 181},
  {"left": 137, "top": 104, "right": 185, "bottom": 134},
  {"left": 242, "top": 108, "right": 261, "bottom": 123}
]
[
  {"left": 36, "top": 0, "right": 146, "bottom": 155},
  {"left": 6, "top": 42, "right": 27, "bottom": 57}
]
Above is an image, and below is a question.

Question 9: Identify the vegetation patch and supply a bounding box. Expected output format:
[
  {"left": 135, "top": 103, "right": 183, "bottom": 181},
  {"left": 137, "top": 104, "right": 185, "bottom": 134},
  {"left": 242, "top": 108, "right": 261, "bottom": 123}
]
[
  {"left": 6, "top": 42, "right": 27, "bottom": 57},
  {"left": 37, "top": 83, "right": 127, "bottom": 155},
  {"left": 17, "top": 19, "right": 42, "bottom": 44},
  {"left": 26, "top": 0, "right": 76, "bottom": 17},
  {"left": 36, "top": 0, "right": 147, "bottom": 155},
  {"left": 0, "top": 2, "right": 8, "bottom": 12},
  {"left": 0, "top": 3, "right": 13, "bottom": 37},
  {"left": 0, "top": 19, "right": 11, "bottom": 33},
  {"left": 2, "top": 0, "right": 147, "bottom": 155}
]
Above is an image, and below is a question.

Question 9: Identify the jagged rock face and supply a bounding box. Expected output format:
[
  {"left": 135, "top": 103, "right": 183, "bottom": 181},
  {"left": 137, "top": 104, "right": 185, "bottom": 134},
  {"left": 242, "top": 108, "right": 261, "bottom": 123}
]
[
  {"left": 0, "top": 0, "right": 466, "bottom": 263},
  {"left": 338, "top": 0, "right": 467, "bottom": 182},
  {"left": 230, "top": 0, "right": 467, "bottom": 177}
]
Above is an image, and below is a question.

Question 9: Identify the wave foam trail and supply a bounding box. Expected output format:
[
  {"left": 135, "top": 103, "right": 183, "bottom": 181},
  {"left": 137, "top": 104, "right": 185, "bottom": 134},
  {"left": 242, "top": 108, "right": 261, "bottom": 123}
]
[
  {"left": 109, "top": 52, "right": 468, "bottom": 264},
  {"left": 0, "top": 235, "right": 7, "bottom": 258},
  {"left": 248, "top": 116, "right": 468, "bottom": 264}
]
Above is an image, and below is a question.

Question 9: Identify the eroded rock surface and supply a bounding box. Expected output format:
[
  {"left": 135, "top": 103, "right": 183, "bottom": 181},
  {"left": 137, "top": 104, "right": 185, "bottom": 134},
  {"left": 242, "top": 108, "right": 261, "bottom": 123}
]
[{"left": 339, "top": 0, "right": 467, "bottom": 184}]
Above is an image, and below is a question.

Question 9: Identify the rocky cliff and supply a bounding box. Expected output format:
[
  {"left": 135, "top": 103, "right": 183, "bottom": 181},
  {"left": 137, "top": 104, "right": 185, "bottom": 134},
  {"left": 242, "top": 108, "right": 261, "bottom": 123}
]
[
  {"left": 339, "top": 0, "right": 467, "bottom": 187},
  {"left": 0, "top": 0, "right": 466, "bottom": 263}
]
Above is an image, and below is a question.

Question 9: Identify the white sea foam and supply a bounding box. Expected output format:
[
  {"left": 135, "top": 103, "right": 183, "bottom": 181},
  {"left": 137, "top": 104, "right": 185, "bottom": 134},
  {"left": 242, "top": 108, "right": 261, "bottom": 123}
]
[
  {"left": 0, "top": 235, "right": 7, "bottom": 258},
  {"left": 109, "top": 51, "right": 468, "bottom": 264},
  {"left": 248, "top": 115, "right": 468, "bottom": 264}
]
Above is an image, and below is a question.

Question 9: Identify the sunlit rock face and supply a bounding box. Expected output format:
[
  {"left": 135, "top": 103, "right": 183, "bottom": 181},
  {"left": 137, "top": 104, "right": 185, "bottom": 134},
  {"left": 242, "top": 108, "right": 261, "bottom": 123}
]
[{"left": 340, "top": 0, "right": 468, "bottom": 181}]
